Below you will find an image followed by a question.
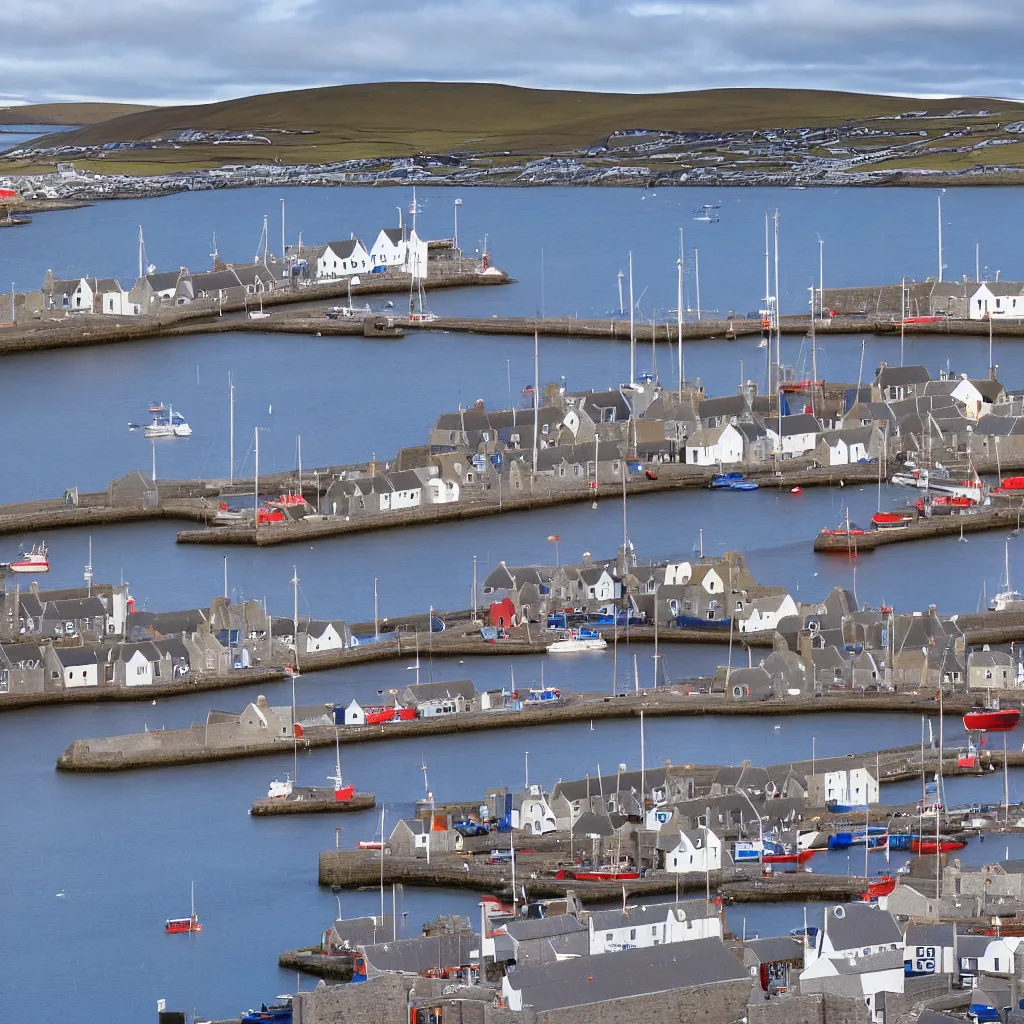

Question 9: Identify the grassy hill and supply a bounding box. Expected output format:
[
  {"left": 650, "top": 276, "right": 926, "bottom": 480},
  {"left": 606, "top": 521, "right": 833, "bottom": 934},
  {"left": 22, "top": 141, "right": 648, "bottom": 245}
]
[
  {"left": 7, "top": 84, "right": 1024, "bottom": 177},
  {"left": 0, "top": 102, "right": 154, "bottom": 126},
  {"left": 25, "top": 83, "right": 1024, "bottom": 157}
]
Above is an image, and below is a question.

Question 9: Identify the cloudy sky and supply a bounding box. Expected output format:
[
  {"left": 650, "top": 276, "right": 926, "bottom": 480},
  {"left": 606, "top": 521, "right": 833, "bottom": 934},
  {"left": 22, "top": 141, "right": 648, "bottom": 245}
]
[{"left": 3, "top": 0, "right": 1021, "bottom": 106}]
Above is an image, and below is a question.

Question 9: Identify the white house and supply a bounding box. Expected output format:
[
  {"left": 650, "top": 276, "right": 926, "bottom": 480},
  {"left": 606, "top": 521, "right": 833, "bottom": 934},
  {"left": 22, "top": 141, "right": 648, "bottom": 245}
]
[
  {"left": 904, "top": 923, "right": 956, "bottom": 978},
  {"left": 587, "top": 899, "right": 722, "bottom": 955},
  {"left": 951, "top": 376, "right": 1005, "bottom": 421},
  {"left": 800, "top": 904, "right": 905, "bottom": 1024},
  {"left": 513, "top": 786, "right": 558, "bottom": 834},
  {"left": 377, "top": 471, "right": 423, "bottom": 511},
  {"left": 581, "top": 567, "right": 617, "bottom": 602},
  {"left": 768, "top": 414, "right": 821, "bottom": 458},
  {"left": 685, "top": 423, "right": 744, "bottom": 465},
  {"left": 807, "top": 767, "right": 879, "bottom": 807},
  {"left": 425, "top": 476, "right": 460, "bottom": 504},
  {"left": 657, "top": 824, "right": 724, "bottom": 874},
  {"left": 663, "top": 561, "right": 693, "bottom": 586},
  {"left": 957, "top": 934, "right": 1020, "bottom": 985},
  {"left": 738, "top": 593, "right": 799, "bottom": 634},
  {"left": 970, "top": 281, "right": 1024, "bottom": 320},
  {"left": 404, "top": 228, "right": 429, "bottom": 280},
  {"left": 52, "top": 647, "right": 99, "bottom": 688},
  {"left": 121, "top": 646, "right": 154, "bottom": 685},
  {"left": 370, "top": 227, "right": 406, "bottom": 268},
  {"left": 304, "top": 620, "right": 346, "bottom": 653},
  {"left": 68, "top": 277, "right": 95, "bottom": 311},
  {"left": 316, "top": 239, "right": 372, "bottom": 280},
  {"left": 690, "top": 564, "right": 726, "bottom": 595},
  {"left": 341, "top": 699, "right": 367, "bottom": 726},
  {"left": 823, "top": 428, "right": 873, "bottom": 465},
  {"left": 101, "top": 281, "right": 140, "bottom": 315}
]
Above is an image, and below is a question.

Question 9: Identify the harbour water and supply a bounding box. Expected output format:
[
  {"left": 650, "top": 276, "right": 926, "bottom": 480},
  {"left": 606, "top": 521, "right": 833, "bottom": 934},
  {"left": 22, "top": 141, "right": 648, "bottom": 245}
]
[{"left": 4, "top": 185, "right": 1024, "bottom": 1021}]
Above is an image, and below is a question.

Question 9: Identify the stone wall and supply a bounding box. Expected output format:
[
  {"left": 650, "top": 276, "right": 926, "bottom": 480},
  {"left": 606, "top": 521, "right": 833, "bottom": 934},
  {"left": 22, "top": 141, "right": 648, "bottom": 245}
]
[
  {"left": 883, "top": 974, "right": 952, "bottom": 1021},
  {"left": 531, "top": 978, "right": 751, "bottom": 1024},
  {"left": 748, "top": 992, "right": 870, "bottom": 1024},
  {"left": 294, "top": 975, "right": 411, "bottom": 1024}
]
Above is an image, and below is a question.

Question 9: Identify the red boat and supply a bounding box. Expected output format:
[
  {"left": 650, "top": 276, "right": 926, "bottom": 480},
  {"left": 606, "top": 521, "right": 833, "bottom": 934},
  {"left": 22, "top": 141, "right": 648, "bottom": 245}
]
[
  {"left": 911, "top": 838, "right": 965, "bottom": 854},
  {"left": 165, "top": 884, "right": 202, "bottom": 933},
  {"left": 914, "top": 495, "right": 976, "bottom": 513},
  {"left": 362, "top": 706, "right": 417, "bottom": 725},
  {"left": 256, "top": 507, "right": 286, "bottom": 524},
  {"left": 992, "top": 476, "right": 1024, "bottom": 495},
  {"left": 872, "top": 511, "right": 912, "bottom": 528},
  {"left": 554, "top": 869, "right": 640, "bottom": 881},
  {"left": 861, "top": 876, "right": 896, "bottom": 899},
  {"left": 963, "top": 707, "right": 1021, "bottom": 732},
  {"left": 821, "top": 523, "right": 864, "bottom": 537},
  {"left": 762, "top": 849, "right": 815, "bottom": 866},
  {"left": 357, "top": 840, "right": 383, "bottom": 850}
]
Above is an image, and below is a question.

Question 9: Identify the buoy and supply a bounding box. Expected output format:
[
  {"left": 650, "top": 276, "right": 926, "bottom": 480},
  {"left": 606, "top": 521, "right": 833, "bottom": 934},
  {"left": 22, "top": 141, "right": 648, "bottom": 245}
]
[{"left": 791, "top": 486, "right": 802, "bottom": 494}]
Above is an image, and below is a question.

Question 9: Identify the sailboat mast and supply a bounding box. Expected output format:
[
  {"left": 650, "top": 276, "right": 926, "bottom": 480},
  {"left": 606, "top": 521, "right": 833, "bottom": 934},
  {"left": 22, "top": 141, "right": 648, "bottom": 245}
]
[
  {"left": 297, "top": 435, "right": 302, "bottom": 497},
  {"left": 773, "top": 210, "right": 781, "bottom": 395},
  {"left": 229, "top": 374, "right": 234, "bottom": 483},
  {"left": 532, "top": 329, "right": 539, "bottom": 475},
  {"left": 677, "top": 228, "right": 684, "bottom": 396},
  {"left": 253, "top": 427, "right": 259, "bottom": 527},
  {"left": 291, "top": 566, "right": 300, "bottom": 781},
  {"left": 763, "top": 213, "right": 771, "bottom": 394},
  {"left": 628, "top": 251, "right": 635, "bottom": 385}
]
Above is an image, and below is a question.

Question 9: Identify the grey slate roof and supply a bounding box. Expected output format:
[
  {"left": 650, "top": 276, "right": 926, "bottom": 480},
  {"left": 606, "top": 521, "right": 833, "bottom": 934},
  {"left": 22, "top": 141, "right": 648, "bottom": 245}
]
[
  {"left": 777, "top": 413, "right": 821, "bottom": 436},
  {"left": 504, "top": 915, "right": 585, "bottom": 941},
  {"left": 826, "top": 904, "right": 902, "bottom": 951},
  {"left": 744, "top": 936, "right": 804, "bottom": 963},
  {"left": 505, "top": 936, "right": 746, "bottom": 1012},
  {"left": 324, "top": 240, "right": 359, "bottom": 259},
  {"left": 832, "top": 948, "right": 905, "bottom": 974},
  {"left": 905, "top": 923, "right": 954, "bottom": 948},
  {"left": 380, "top": 227, "right": 404, "bottom": 245},
  {"left": 360, "top": 932, "right": 477, "bottom": 974},
  {"left": 332, "top": 914, "right": 395, "bottom": 949},
  {"left": 52, "top": 646, "right": 99, "bottom": 667},
  {"left": 588, "top": 899, "right": 713, "bottom": 932},
  {"left": 876, "top": 365, "right": 930, "bottom": 388},
  {"left": 403, "top": 679, "right": 476, "bottom": 703}
]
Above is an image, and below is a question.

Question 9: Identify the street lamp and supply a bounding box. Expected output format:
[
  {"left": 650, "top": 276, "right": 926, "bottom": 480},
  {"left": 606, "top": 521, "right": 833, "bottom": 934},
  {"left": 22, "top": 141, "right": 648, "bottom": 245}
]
[
  {"left": 547, "top": 534, "right": 560, "bottom": 567},
  {"left": 454, "top": 198, "right": 463, "bottom": 251}
]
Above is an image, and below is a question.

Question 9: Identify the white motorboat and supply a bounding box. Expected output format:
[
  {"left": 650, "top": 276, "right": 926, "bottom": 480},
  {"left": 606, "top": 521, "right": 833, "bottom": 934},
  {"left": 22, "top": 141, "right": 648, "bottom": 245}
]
[
  {"left": 143, "top": 405, "right": 191, "bottom": 439},
  {"left": 891, "top": 466, "right": 983, "bottom": 502},
  {"left": 989, "top": 539, "right": 1024, "bottom": 612},
  {"left": 267, "top": 776, "right": 294, "bottom": 799},
  {"left": 9, "top": 542, "right": 49, "bottom": 573},
  {"left": 546, "top": 628, "right": 607, "bottom": 653}
]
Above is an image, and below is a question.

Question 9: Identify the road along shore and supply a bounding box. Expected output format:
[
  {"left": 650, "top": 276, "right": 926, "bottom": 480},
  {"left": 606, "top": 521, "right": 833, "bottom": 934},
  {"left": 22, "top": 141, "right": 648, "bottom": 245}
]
[{"left": 55, "top": 692, "right": 978, "bottom": 773}]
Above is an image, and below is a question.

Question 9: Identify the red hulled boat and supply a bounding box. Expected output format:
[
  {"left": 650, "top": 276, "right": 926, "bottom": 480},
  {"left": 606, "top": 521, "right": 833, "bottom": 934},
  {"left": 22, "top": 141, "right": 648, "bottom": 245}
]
[
  {"left": 911, "top": 838, "right": 965, "bottom": 854},
  {"left": 963, "top": 707, "right": 1021, "bottom": 733}
]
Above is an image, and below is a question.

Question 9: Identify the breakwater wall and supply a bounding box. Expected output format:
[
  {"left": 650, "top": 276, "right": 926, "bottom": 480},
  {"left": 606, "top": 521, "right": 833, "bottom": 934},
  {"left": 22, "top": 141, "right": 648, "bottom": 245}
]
[
  {"left": 177, "top": 462, "right": 882, "bottom": 547},
  {"left": 316, "top": 849, "right": 867, "bottom": 905},
  {"left": 251, "top": 792, "right": 376, "bottom": 816},
  {"left": 814, "top": 506, "right": 1024, "bottom": 553},
  {"left": 55, "top": 692, "right": 973, "bottom": 773}
]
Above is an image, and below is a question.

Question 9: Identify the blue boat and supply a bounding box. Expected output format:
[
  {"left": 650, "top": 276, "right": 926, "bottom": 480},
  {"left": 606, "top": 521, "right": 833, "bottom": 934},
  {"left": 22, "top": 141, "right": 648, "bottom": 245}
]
[
  {"left": 729, "top": 479, "right": 759, "bottom": 491},
  {"left": 828, "top": 832, "right": 853, "bottom": 849},
  {"left": 710, "top": 472, "right": 744, "bottom": 489},
  {"left": 675, "top": 614, "right": 732, "bottom": 631},
  {"left": 827, "top": 801, "right": 870, "bottom": 814},
  {"left": 241, "top": 998, "right": 292, "bottom": 1023},
  {"left": 887, "top": 834, "right": 914, "bottom": 851}
]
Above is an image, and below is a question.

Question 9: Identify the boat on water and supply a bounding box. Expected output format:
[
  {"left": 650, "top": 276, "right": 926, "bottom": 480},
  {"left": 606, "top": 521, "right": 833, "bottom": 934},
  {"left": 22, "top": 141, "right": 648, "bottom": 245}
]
[
  {"left": 988, "top": 539, "right": 1024, "bottom": 612},
  {"left": 554, "top": 868, "right": 639, "bottom": 881},
  {"left": 267, "top": 776, "right": 294, "bottom": 799},
  {"left": 963, "top": 705, "right": 1021, "bottom": 733},
  {"left": 8, "top": 542, "right": 49, "bottom": 573},
  {"left": 710, "top": 472, "right": 758, "bottom": 491},
  {"left": 827, "top": 800, "right": 869, "bottom": 814},
  {"left": 871, "top": 511, "right": 913, "bottom": 529},
  {"left": 914, "top": 495, "right": 977, "bottom": 514},
  {"left": 732, "top": 840, "right": 814, "bottom": 864},
  {"left": 140, "top": 405, "right": 192, "bottom": 438},
  {"left": 546, "top": 628, "right": 607, "bottom": 653},
  {"left": 357, "top": 705, "right": 417, "bottom": 726},
  {"left": 860, "top": 876, "right": 896, "bottom": 900},
  {"left": 819, "top": 523, "right": 865, "bottom": 539},
  {"left": 165, "top": 882, "right": 202, "bottom": 934},
  {"left": 911, "top": 837, "right": 965, "bottom": 854},
  {"left": 891, "top": 465, "right": 983, "bottom": 502},
  {"left": 241, "top": 997, "right": 292, "bottom": 1023}
]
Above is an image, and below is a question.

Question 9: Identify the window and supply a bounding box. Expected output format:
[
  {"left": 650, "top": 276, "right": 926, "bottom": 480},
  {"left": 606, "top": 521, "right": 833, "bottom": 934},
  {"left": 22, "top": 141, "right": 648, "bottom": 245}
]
[
  {"left": 606, "top": 933, "right": 613, "bottom": 942},
  {"left": 629, "top": 929, "right": 636, "bottom": 940}
]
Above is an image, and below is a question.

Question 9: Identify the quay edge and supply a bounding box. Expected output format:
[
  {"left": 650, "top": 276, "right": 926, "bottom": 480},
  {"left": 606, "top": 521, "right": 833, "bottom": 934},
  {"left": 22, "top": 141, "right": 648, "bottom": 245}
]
[
  {"left": 54, "top": 692, "right": 976, "bottom": 773},
  {"left": 251, "top": 792, "right": 376, "bottom": 816}
]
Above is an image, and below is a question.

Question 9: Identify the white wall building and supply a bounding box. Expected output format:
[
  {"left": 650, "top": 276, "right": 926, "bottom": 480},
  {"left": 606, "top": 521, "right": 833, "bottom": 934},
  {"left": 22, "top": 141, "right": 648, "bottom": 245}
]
[
  {"left": 316, "top": 239, "right": 372, "bottom": 280},
  {"left": 587, "top": 900, "right": 722, "bottom": 955},
  {"left": 738, "top": 594, "right": 799, "bottom": 634},
  {"left": 685, "top": 423, "right": 744, "bottom": 466},
  {"left": 370, "top": 227, "right": 406, "bottom": 268}
]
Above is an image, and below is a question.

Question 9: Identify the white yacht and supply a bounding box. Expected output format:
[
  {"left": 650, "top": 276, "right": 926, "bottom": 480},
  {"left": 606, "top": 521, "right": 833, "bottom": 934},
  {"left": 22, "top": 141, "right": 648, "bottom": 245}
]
[{"left": 546, "top": 628, "right": 607, "bottom": 653}]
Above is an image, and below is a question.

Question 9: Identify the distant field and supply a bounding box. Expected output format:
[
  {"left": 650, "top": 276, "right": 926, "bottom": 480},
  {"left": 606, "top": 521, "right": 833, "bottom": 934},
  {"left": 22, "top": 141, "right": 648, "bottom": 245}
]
[
  {"left": 22, "top": 83, "right": 1024, "bottom": 156},
  {"left": 0, "top": 102, "right": 154, "bottom": 126}
]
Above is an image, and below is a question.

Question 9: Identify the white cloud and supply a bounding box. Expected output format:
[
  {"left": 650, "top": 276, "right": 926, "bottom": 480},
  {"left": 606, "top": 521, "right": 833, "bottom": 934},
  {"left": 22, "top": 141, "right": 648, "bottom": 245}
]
[{"left": 0, "top": 0, "right": 1022, "bottom": 106}]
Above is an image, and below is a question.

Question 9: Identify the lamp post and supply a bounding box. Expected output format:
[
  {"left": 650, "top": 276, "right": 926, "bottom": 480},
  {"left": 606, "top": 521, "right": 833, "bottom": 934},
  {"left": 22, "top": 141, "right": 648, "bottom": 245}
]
[
  {"left": 547, "top": 534, "right": 560, "bottom": 567},
  {"left": 454, "top": 198, "right": 463, "bottom": 251},
  {"left": 736, "top": 787, "right": 764, "bottom": 866}
]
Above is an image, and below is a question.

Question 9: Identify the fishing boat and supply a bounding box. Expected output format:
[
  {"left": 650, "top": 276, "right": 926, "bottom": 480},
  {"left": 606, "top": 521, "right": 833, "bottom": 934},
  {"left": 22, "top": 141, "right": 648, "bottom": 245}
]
[
  {"left": 891, "top": 466, "right": 983, "bottom": 502},
  {"left": 710, "top": 472, "right": 758, "bottom": 490},
  {"left": 914, "top": 495, "right": 977, "bottom": 514},
  {"left": 819, "top": 523, "right": 865, "bottom": 539},
  {"left": 356, "top": 840, "right": 383, "bottom": 850},
  {"left": 546, "top": 628, "right": 607, "bottom": 653},
  {"left": 267, "top": 776, "right": 294, "bottom": 799},
  {"left": 963, "top": 705, "right": 1021, "bottom": 733},
  {"left": 326, "top": 737, "right": 356, "bottom": 801},
  {"left": 165, "top": 882, "right": 202, "bottom": 934},
  {"left": 911, "top": 837, "right": 965, "bottom": 854},
  {"left": 9, "top": 542, "right": 49, "bottom": 573},
  {"left": 763, "top": 848, "right": 815, "bottom": 866},
  {"left": 241, "top": 997, "right": 292, "bottom": 1023},
  {"left": 860, "top": 876, "right": 896, "bottom": 899},
  {"left": 988, "top": 539, "right": 1024, "bottom": 612},
  {"left": 871, "top": 511, "right": 912, "bottom": 529},
  {"left": 141, "top": 405, "right": 192, "bottom": 438},
  {"left": 554, "top": 868, "right": 640, "bottom": 881}
]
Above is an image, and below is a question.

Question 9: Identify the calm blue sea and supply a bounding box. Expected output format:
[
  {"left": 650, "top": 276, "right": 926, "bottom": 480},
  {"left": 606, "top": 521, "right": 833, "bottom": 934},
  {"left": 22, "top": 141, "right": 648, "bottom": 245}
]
[{"left": 2, "top": 185, "right": 1024, "bottom": 1022}]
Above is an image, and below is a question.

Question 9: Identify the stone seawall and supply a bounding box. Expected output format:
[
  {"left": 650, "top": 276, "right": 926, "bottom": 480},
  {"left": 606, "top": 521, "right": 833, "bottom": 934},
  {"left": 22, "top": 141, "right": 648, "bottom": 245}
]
[
  {"left": 251, "top": 792, "right": 376, "bottom": 815},
  {"left": 54, "top": 692, "right": 973, "bottom": 773}
]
